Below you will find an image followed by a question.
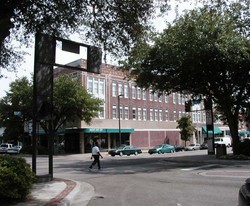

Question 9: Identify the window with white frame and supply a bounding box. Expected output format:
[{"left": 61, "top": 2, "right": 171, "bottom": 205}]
[
  {"left": 99, "top": 79, "right": 105, "bottom": 96},
  {"left": 165, "top": 94, "right": 169, "bottom": 103},
  {"left": 154, "top": 109, "right": 158, "bottom": 121},
  {"left": 159, "top": 95, "right": 162, "bottom": 102},
  {"left": 112, "top": 105, "right": 117, "bottom": 119},
  {"left": 165, "top": 109, "right": 169, "bottom": 121},
  {"left": 150, "top": 109, "right": 154, "bottom": 121},
  {"left": 132, "top": 86, "right": 136, "bottom": 99},
  {"left": 132, "top": 107, "right": 137, "bottom": 120},
  {"left": 93, "top": 78, "right": 98, "bottom": 94},
  {"left": 154, "top": 92, "right": 158, "bottom": 102},
  {"left": 137, "top": 87, "right": 141, "bottom": 99},
  {"left": 118, "top": 83, "right": 123, "bottom": 96},
  {"left": 124, "top": 84, "right": 129, "bottom": 98},
  {"left": 159, "top": 109, "right": 162, "bottom": 121},
  {"left": 119, "top": 105, "right": 123, "bottom": 120},
  {"left": 173, "top": 110, "right": 177, "bottom": 121},
  {"left": 173, "top": 93, "right": 176, "bottom": 104},
  {"left": 99, "top": 103, "right": 105, "bottom": 119},
  {"left": 143, "top": 108, "right": 147, "bottom": 121},
  {"left": 149, "top": 90, "right": 153, "bottom": 101},
  {"left": 178, "top": 93, "right": 181, "bottom": 104},
  {"left": 87, "top": 77, "right": 93, "bottom": 93},
  {"left": 112, "top": 82, "right": 117, "bottom": 97},
  {"left": 138, "top": 107, "right": 142, "bottom": 120},
  {"left": 124, "top": 106, "right": 129, "bottom": 120},
  {"left": 142, "top": 90, "right": 146, "bottom": 100}
]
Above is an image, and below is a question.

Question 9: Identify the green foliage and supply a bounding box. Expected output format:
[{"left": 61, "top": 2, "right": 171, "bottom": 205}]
[
  {"left": 0, "top": 77, "right": 33, "bottom": 142},
  {"left": 176, "top": 115, "right": 196, "bottom": 145},
  {"left": 0, "top": 0, "right": 156, "bottom": 73},
  {"left": 0, "top": 155, "right": 35, "bottom": 200},
  {"left": 125, "top": 1, "right": 250, "bottom": 154},
  {"left": 234, "top": 139, "right": 250, "bottom": 157}
]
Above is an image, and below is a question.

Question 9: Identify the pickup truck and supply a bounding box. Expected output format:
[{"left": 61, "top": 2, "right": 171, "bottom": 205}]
[{"left": 0, "top": 143, "right": 13, "bottom": 153}]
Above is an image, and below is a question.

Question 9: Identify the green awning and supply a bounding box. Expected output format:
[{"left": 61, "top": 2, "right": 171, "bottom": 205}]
[
  {"left": 66, "top": 128, "right": 134, "bottom": 133},
  {"left": 202, "top": 126, "right": 222, "bottom": 135}
]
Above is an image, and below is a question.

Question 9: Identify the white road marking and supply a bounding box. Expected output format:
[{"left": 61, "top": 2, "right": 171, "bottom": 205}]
[{"left": 181, "top": 164, "right": 218, "bottom": 171}]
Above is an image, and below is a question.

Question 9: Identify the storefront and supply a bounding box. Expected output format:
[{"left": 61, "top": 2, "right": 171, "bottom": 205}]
[{"left": 65, "top": 128, "right": 134, "bottom": 153}]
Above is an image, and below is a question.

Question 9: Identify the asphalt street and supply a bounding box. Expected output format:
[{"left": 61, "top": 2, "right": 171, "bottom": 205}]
[{"left": 22, "top": 148, "right": 250, "bottom": 206}]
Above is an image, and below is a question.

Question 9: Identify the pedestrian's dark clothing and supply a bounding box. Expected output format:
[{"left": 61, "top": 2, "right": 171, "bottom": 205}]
[
  {"left": 89, "top": 143, "right": 103, "bottom": 170},
  {"left": 90, "top": 154, "right": 101, "bottom": 169}
]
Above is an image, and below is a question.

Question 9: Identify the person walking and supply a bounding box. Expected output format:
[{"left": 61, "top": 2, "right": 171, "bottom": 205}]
[{"left": 89, "top": 141, "right": 103, "bottom": 170}]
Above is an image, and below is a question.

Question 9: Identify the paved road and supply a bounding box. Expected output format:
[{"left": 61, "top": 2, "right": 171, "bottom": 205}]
[{"left": 25, "top": 149, "right": 250, "bottom": 206}]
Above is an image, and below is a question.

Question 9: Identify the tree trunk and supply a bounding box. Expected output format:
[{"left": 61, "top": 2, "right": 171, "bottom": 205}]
[{"left": 227, "top": 114, "right": 240, "bottom": 155}]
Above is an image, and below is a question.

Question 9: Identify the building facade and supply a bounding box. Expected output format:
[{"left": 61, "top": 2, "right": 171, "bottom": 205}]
[{"left": 54, "top": 59, "right": 222, "bottom": 153}]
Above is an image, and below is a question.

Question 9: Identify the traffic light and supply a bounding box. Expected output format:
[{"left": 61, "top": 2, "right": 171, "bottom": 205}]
[{"left": 185, "top": 100, "right": 192, "bottom": 112}]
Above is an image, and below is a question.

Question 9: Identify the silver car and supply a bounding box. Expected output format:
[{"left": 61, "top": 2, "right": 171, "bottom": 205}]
[{"left": 185, "top": 143, "right": 201, "bottom": 151}]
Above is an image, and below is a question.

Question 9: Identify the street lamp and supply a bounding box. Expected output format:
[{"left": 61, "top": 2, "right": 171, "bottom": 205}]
[{"left": 118, "top": 94, "right": 123, "bottom": 146}]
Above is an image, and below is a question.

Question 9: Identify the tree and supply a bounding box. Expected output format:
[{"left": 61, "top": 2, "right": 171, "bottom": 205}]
[
  {"left": 0, "top": 75, "right": 102, "bottom": 143},
  {"left": 0, "top": 0, "right": 157, "bottom": 73},
  {"left": 0, "top": 77, "right": 33, "bottom": 143},
  {"left": 123, "top": 1, "right": 250, "bottom": 154},
  {"left": 176, "top": 115, "right": 196, "bottom": 146},
  {"left": 39, "top": 75, "right": 102, "bottom": 135}
]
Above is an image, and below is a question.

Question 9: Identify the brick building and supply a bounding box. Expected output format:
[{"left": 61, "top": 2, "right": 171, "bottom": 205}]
[{"left": 54, "top": 59, "right": 215, "bottom": 153}]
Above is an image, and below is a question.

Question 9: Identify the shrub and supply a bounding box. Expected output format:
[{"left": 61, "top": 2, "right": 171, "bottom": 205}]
[
  {"left": 235, "top": 139, "right": 250, "bottom": 157},
  {"left": 0, "top": 155, "right": 35, "bottom": 200}
]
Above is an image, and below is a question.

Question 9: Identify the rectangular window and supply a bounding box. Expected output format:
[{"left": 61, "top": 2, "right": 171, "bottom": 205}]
[
  {"left": 174, "top": 110, "right": 177, "bottom": 121},
  {"left": 87, "top": 77, "right": 93, "bottom": 94},
  {"left": 99, "top": 103, "right": 105, "bottom": 119},
  {"left": 178, "top": 93, "right": 181, "bottom": 105},
  {"left": 173, "top": 93, "right": 176, "bottom": 104},
  {"left": 132, "top": 86, "right": 136, "bottom": 99},
  {"left": 149, "top": 90, "right": 153, "bottom": 101},
  {"left": 165, "top": 109, "right": 169, "bottom": 121},
  {"left": 132, "top": 107, "right": 137, "bottom": 120},
  {"left": 124, "top": 84, "right": 129, "bottom": 98},
  {"left": 159, "top": 95, "right": 162, "bottom": 102},
  {"left": 138, "top": 107, "right": 142, "bottom": 120},
  {"left": 124, "top": 106, "right": 129, "bottom": 120},
  {"left": 165, "top": 94, "right": 169, "bottom": 103},
  {"left": 119, "top": 106, "right": 123, "bottom": 120},
  {"left": 118, "top": 83, "right": 123, "bottom": 96},
  {"left": 137, "top": 87, "right": 141, "bottom": 99},
  {"left": 99, "top": 79, "right": 105, "bottom": 96},
  {"left": 150, "top": 109, "right": 154, "bottom": 121},
  {"left": 159, "top": 109, "right": 162, "bottom": 121},
  {"left": 112, "top": 105, "right": 117, "bottom": 119},
  {"left": 154, "top": 92, "right": 158, "bottom": 102},
  {"left": 154, "top": 109, "right": 158, "bottom": 121},
  {"left": 142, "top": 90, "right": 146, "bottom": 100},
  {"left": 143, "top": 108, "right": 147, "bottom": 121},
  {"left": 112, "top": 82, "right": 117, "bottom": 97},
  {"left": 93, "top": 78, "right": 98, "bottom": 94}
]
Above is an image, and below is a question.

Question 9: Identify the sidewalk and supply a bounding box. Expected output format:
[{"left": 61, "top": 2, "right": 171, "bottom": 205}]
[{"left": 14, "top": 151, "right": 250, "bottom": 206}]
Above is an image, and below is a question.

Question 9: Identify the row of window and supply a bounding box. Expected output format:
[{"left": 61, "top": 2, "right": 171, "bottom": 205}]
[
  {"left": 112, "top": 81, "right": 187, "bottom": 104},
  {"left": 111, "top": 105, "right": 208, "bottom": 122}
]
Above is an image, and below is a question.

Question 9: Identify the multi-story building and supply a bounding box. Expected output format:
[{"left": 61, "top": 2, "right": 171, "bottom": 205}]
[{"left": 54, "top": 59, "right": 222, "bottom": 153}]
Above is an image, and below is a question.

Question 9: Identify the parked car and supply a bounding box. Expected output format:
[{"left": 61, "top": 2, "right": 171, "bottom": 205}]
[
  {"left": 7, "top": 146, "right": 22, "bottom": 154},
  {"left": 200, "top": 142, "right": 208, "bottom": 150},
  {"left": 108, "top": 145, "right": 142, "bottom": 156},
  {"left": 0, "top": 143, "right": 13, "bottom": 153},
  {"left": 174, "top": 145, "right": 185, "bottom": 152},
  {"left": 185, "top": 143, "right": 201, "bottom": 151},
  {"left": 148, "top": 144, "right": 175, "bottom": 154}
]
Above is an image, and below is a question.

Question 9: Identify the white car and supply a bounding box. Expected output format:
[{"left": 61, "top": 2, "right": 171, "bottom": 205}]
[
  {"left": 0, "top": 143, "right": 13, "bottom": 153},
  {"left": 7, "top": 146, "right": 22, "bottom": 154},
  {"left": 185, "top": 143, "right": 201, "bottom": 151}
]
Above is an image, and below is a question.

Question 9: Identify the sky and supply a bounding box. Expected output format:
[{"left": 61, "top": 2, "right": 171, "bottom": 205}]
[{"left": 0, "top": 1, "right": 195, "bottom": 98}]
